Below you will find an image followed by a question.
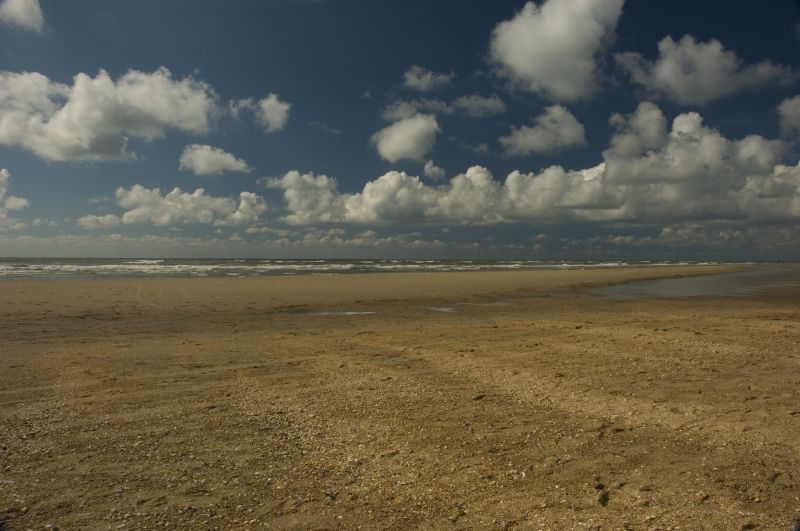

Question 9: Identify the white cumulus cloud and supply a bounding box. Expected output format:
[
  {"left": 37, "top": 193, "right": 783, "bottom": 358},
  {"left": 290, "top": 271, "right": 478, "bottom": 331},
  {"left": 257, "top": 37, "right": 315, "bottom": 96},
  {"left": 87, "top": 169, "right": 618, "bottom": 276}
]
[
  {"left": 215, "top": 192, "right": 268, "bottom": 227},
  {"left": 0, "top": 168, "right": 29, "bottom": 229},
  {"left": 616, "top": 35, "right": 796, "bottom": 105},
  {"left": 79, "top": 185, "right": 266, "bottom": 229},
  {"left": 4, "top": 195, "right": 29, "bottom": 210},
  {"left": 489, "top": 0, "right": 625, "bottom": 102},
  {"left": 0, "top": 68, "right": 220, "bottom": 161},
  {"left": 256, "top": 93, "right": 291, "bottom": 132},
  {"left": 233, "top": 93, "right": 291, "bottom": 133},
  {"left": 77, "top": 214, "right": 122, "bottom": 230},
  {"left": 262, "top": 171, "right": 345, "bottom": 225},
  {"left": 778, "top": 95, "right": 800, "bottom": 138},
  {"left": 179, "top": 144, "right": 252, "bottom": 175},
  {"left": 403, "top": 65, "right": 455, "bottom": 92},
  {"left": 424, "top": 160, "right": 446, "bottom": 180},
  {"left": 601, "top": 102, "right": 787, "bottom": 221},
  {"left": 267, "top": 164, "right": 615, "bottom": 225},
  {"left": 607, "top": 101, "right": 667, "bottom": 157},
  {"left": 0, "top": 0, "right": 43, "bottom": 32},
  {"left": 371, "top": 114, "right": 439, "bottom": 163},
  {"left": 499, "top": 105, "right": 587, "bottom": 156},
  {"left": 269, "top": 103, "right": 800, "bottom": 227}
]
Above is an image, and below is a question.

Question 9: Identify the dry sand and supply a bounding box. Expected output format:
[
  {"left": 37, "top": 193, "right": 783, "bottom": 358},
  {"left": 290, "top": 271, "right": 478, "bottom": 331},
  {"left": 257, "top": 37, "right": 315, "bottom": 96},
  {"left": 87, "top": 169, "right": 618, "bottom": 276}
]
[{"left": 1, "top": 266, "right": 799, "bottom": 530}]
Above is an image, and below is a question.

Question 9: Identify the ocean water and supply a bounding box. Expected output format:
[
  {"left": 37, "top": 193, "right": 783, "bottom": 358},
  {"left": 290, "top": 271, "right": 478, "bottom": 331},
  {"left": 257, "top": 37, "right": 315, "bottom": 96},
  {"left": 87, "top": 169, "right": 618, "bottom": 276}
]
[{"left": 0, "top": 257, "right": 719, "bottom": 280}]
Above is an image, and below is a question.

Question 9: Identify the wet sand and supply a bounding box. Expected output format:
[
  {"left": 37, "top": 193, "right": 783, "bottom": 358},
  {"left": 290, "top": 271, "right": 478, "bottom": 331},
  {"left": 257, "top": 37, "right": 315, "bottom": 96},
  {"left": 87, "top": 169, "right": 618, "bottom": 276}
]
[{"left": 1, "top": 265, "right": 799, "bottom": 529}]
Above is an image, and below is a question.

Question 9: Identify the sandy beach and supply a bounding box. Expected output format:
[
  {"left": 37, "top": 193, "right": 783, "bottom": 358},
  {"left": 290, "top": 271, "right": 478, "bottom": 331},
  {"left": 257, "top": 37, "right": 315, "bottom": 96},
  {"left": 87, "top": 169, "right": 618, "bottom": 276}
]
[{"left": 1, "top": 265, "right": 799, "bottom": 530}]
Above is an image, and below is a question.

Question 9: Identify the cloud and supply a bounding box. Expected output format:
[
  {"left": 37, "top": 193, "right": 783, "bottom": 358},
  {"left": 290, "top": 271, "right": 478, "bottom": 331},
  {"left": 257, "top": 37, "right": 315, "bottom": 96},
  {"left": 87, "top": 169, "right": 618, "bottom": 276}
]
[
  {"left": 451, "top": 94, "right": 507, "bottom": 118},
  {"left": 403, "top": 65, "right": 455, "bottom": 92},
  {"left": 4, "top": 195, "right": 29, "bottom": 210},
  {"left": 489, "top": 0, "right": 625, "bottom": 102},
  {"left": 0, "top": 168, "right": 29, "bottom": 229},
  {"left": 499, "top": 105, "right": 587, "bottom": 156},
  {"left": 0, "top": 229, "right": 458, "bottom": 259},
  {"left": 778, "top": 95, "right": 800, "bottom": 137},
  {"left": 230, "top": 93, "right": 291, "bottom": 133},
  {"left": 616, "top": 35, "right": 796, "bottom": 105},
  {"left": 344, "top": 171, "right": 439, "bottom": 223},
  {"left": 116, "top": 186, "right": 240, "bottom": 226},
  {"left": 655, "top": 223, "right": 800, "bottom": 255},
  {"left": 0, "top": 0, "right": 43, "bottom": 32},
  {"left": 0, "top": 232, "right": 270, "bottom": 258},
  {"left": 276, "top": 228, "right": 446, "bottom": 250},
  {"left": 424, "top": 160, "right": 446, "bottom": 180},
  {"left": 268, "top": 164, "right": 611, "bottom": 225},
  {"left": 179, "top": 144, "right": 252, "bottom": 175},
  {"left": 381, "top": 98, "right": 449, "bottom": 121},
  {"left": 215, "top": 192, "right": 268, "bottom": 227},
  {"left": 0, "top": 168, "right": 10, "bottom": 200},
  {"left": 382, "top": 94, "right": 506, "bottom": 121},
  {"left": 262, "top": 171, "right": 345, "bottom": 225},
  {"left": 370, "top": 114, "right": 439, "bottom": 162},
  {"left": 80, "top": 185, "right": 266, "bottom": 229},
  {"left": 0, "top": 68, "right": 220, "bottom": 161},
  {"left": 77, "top": 214, "right": 122, "bottom": 230},
  {"left": 256, "top": 93, "right": 291, "bottom": 132},
  {"left": 602, "top": 102, "right": 787, "bottom": 221},
  {"left": 270, "top": 103, "right": 800, "bottom": 227},
  {"left": 606, "top": 101, "right": 667, "bottom": 157}
]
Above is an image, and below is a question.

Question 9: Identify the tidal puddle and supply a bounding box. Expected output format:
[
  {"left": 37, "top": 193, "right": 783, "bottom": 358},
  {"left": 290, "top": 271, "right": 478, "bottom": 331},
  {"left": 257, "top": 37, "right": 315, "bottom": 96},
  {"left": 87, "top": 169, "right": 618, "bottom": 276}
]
[{"left": 594, "top": 264, "right": 800, "bottom": 298}]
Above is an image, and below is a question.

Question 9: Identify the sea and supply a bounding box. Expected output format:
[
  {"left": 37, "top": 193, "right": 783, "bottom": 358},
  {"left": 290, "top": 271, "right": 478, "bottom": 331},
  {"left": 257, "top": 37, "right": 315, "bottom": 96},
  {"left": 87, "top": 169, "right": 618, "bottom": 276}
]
[
  {"left": 0, "top": 257, "right": 722, "bottom": 280},
  {"left": 2, "top": 258, "right": 799, "bottom": 298}
]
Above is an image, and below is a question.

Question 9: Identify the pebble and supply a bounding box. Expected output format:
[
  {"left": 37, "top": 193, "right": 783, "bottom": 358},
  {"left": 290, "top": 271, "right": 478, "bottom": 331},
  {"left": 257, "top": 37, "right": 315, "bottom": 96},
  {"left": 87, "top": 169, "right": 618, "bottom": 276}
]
[{"left": 597, "top": 489, "right": 610, "bottom": 507}]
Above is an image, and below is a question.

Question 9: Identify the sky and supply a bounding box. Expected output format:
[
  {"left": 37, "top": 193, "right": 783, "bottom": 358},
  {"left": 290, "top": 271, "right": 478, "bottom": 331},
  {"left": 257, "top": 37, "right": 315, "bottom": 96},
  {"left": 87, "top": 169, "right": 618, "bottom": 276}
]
[{"left": 1, "top": 0, "right": 800, "bottom": 260}]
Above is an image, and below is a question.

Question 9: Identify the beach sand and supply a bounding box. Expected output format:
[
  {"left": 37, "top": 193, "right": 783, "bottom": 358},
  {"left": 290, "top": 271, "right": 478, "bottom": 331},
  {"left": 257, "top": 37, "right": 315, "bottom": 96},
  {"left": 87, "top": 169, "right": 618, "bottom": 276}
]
[{"left": 1, "top": 266, "right": 799, "bottom": 529}]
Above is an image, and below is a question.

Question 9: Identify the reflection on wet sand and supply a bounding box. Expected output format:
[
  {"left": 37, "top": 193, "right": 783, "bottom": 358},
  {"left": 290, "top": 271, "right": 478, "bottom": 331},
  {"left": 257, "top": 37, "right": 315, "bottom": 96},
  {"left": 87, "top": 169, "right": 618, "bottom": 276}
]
[{"left": 594, "top": 264, "right": 800, "bottom": 298}]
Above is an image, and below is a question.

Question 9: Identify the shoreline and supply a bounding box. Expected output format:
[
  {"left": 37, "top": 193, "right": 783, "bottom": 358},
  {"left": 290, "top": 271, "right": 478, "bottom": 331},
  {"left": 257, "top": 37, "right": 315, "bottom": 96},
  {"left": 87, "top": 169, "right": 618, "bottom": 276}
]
[
  {"left": 0, "top": 262, "right": 747, "bottom": 293},
  {"left": 0, "top": 260, "right": 756, "bottom": 282}
]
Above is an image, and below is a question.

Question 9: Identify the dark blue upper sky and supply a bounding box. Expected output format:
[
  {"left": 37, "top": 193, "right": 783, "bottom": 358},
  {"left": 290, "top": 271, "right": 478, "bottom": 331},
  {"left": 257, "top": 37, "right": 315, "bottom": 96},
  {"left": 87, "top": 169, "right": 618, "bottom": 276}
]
[{"left": 1, "top": 0, "right": 799, "bottom": 258}]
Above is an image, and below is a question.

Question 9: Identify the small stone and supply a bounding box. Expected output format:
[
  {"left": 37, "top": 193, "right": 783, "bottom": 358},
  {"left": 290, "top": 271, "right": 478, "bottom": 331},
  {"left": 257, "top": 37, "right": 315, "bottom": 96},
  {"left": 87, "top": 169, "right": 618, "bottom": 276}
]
[{"left": 597, "top": 490, "right": 610, "bottom": 507}]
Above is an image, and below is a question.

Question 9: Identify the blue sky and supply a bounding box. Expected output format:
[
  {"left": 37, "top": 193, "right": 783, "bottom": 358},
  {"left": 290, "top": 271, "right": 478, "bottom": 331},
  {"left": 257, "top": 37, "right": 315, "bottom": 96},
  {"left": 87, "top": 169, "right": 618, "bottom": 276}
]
[{"left": 1, "top": 0, "right": 799, "bottom": 259}]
